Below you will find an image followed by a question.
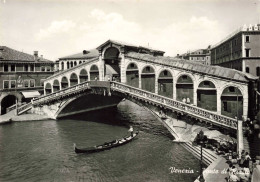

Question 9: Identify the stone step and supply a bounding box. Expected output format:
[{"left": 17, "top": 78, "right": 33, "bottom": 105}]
[
  {"left": 181, "top": 143, "right": 211, "bottom": 166},
  {"left": 181, "top": 142, "right": 219, "bottom": 166}
]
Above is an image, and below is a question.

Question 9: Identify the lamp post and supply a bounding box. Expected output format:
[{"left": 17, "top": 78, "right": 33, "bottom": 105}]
[
  {"left": 16, "top": 76, "right": 22, "bottom": 115},
  {"left": 198, "top": 130, "right": 207, "bottom": 182}
]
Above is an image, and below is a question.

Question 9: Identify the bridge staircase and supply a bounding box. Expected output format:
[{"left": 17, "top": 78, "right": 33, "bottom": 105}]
[{"left": 181, "top": 142, "right": 220, "bottom": 166}]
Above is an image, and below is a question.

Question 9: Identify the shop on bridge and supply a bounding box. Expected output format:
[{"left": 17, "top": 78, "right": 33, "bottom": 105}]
[
  {"left": 126, "top": 63, "right": 139, "bottom": 88},
  {"left": 197, "top": 81, "right": 217, "bottom": 111},
  {"left": 176, "top": 75, "right": 194, "bottom": 104},
  {"left": 158, "top": 70, "right": 173, "bottom": 98}
]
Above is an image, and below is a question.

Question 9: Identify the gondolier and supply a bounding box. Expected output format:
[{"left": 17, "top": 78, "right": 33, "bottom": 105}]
[{"left": 128, "top": 126, "right": 134, "bottom": 137}]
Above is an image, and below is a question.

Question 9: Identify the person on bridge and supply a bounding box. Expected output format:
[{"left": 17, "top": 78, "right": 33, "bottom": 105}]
[{"left": 128, "top": 126, "right": 134, "bottom": 137}]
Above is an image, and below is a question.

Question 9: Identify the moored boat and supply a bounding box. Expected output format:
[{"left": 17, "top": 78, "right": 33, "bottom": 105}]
[{"left": 74, "top": 131, "right": 139, "bottom": 154}]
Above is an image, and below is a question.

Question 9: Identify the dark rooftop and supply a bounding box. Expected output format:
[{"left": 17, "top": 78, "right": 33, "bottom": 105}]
[
  {"left": 125, "top": 52, "right": 258, "bottom": 82},
  {"left": 0, "top": 46, "right": 53, "bottom": 63}
]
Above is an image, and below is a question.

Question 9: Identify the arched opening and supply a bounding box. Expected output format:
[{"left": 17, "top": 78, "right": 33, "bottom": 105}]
[
  {"left": 90, "top": 65, "right": 99, "bottom": 80},
  {"left": 221, "top": 86, "right": 243, "bottom": 119},
  {"left": 1, "top": 95, "right": 17, "bottom": 115},
  {"left": 126, "top": 62, "right": 139, "bottom": 88},
  {"left": 70, "top": 62, "right": 73, "bottom": 68},
  {"left": 158, "top": 70, "right": 173, "bottom": 98},
  {"left": 141, "top": 66, "right": 155, "bottom": 93},
  {"left": 70, "top": 73, "right": 78, "bottom": 86},
  {"left": 61, "top": 62, "right": 64, "bottom": 70},
  {"left": 104, "top": 47, "right": 120, "bottom": 81},
  {"left": 53, "top": 79, "right": 60, "bottom": 92},
  {"left": 61, "top": 76, "right": 69, "bottom": 89},
  {"left": 45, "top": 83, "right": 52, "bottom": 95},
  {"left": 67, "top": 62, "right": 70, "bottom": 69},
  {"left": 79, "top": 69, "right": 88, "bottom": 83},
  {"left": 74, "top": 61, "right": 77, "bottom": 67},
  {"left": 79, "top": 61, "right": 82, "bottom": 64},
  {"left": 176, "top": 75, "right": 193, "bottom": 104},
  {"left": 197, "top": 81, "right": 217, "bottom": 111}
]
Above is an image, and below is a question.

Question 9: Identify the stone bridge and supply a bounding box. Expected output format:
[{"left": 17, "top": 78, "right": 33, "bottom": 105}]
[{"left": 28, "top": 39, "right": 259, "bottom": 150}]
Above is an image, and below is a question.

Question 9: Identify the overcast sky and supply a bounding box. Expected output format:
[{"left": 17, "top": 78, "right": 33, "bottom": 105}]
[{"left": 1, "top": 0, "right": 260, "bottom": 61}]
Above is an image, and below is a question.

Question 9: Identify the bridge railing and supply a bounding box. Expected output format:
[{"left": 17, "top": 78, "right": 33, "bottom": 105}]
[
  {"left": 110, "top": 82, "right": 237, "bottom": 130},
  {"left": 32, "top": 81, "right": 110, "bottom": 105},
  {"left": 32, "top": 81, "right": 91, "bottom": 105},
  {"left": 17, "top": 102, "right": 33, "bottom": 115}
]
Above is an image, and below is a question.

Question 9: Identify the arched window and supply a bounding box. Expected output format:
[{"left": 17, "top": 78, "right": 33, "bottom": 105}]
[
  {"left": 61, "top": 62, "right": 64, "bottom": 70},
  {"left": 246, "top": 67, "right": 250, "bottom": 73},
  {"left": 74, "top": 61, "right": 77, "bottom": 66},
  {"left": 256, "top": 67, "right": 260, "bottom": 76},
  {"left": 67, "top": 62, "right": 70, "bottom": 69}
]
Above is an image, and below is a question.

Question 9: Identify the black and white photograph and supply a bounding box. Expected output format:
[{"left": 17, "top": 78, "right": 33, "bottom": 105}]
[{"left": 0, "top": 0, "right": 260, "bottom": 181}]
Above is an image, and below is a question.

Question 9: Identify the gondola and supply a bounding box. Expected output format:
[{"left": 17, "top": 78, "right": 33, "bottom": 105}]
[{"left": 74, "top": 131, "right": 139, "bottom": 154}]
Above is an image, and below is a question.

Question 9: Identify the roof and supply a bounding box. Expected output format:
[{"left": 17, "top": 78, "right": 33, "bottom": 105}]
[
  {"left": 96, "top": 39, "right": 165, "bottom": 54},
  {"left": 125, "top": 52, "right": 258, "bottom": 82},
  {"left": 59, "top": 49, "right": 99, "bottom": 60},
  {"left": 0, "top": 46, "right": 53, "bottom": 63}
]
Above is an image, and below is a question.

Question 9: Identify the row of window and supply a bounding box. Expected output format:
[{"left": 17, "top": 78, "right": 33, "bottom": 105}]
[
  {"left": 190, "top": 57, "right": 209, "bottom": 61},
  {"left": 60, "top": 60, "right": 86, "bottom": 70},
  {"left": 245, "top": 66, "right": 260, "bottom": 76},
  {"left": 2, "top": 64, "right": 52, "bottom": 72},
  {"left": 3, "top": 79, "right": 35, "bottom": 89}
]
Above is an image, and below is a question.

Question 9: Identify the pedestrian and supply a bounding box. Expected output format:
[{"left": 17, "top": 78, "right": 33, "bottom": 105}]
[
  {"left": 240, "top": 150, "right": 246, "bottom": 167},
  {"left": 243, "top": 152, "right": 251, "bottom": 168},
  {"left": 186, "top": 97, "right": 190, "bottom": 104},
  {"left": 182, "top": 97, "right": 186, "bottom": 103}
]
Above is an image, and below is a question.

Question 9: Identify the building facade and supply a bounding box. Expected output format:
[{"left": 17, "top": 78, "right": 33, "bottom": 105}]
[
  {"left": 0, "top": 46, "right": 55, "bottom": 114},
  {"left": 177, "top": 46, "right": 211, "bottom": 65},
  {"left": 210, "top": 24, "right": 260, "bottom": 118}
]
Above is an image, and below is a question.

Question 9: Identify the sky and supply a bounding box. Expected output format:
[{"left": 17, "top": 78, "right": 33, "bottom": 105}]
[{"left": 0, "top": 0, "right": 260, "bottom": 61}]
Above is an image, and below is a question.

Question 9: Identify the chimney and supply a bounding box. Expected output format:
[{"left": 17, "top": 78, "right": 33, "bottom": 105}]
[{"left": 34, "top": 51, "right": 38, "bottom": 60}]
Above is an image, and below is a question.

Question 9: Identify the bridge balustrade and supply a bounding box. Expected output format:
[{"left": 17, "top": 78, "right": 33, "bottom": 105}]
[
  {"left": 33, "top": 81, "right": 91, "bottom": 105},
  {"left": 17, "top": 102, "right": 32, "bottom": 115},
  {"left": 32, "top": 80, "right": 237, "bottom": 129},
  {"left": 110, "top": 82, "right": 237, "bottom": 130}
]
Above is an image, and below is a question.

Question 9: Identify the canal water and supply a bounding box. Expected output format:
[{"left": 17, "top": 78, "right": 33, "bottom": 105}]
[{"left": 0, "top": 101, "right": 202, "bottom": 182}]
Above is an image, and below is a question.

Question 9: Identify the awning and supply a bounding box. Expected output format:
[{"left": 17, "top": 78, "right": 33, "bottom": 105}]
[{"left": 21, "top": 91, "right": 41, "bottom": 98}]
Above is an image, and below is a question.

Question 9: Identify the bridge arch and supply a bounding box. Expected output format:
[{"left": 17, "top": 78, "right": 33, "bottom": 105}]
[
  {"left": 79, "top": 69, "right": 88, "bottom": 83},
  {"left": 90, "top": 64, "right": 99, "bottom": 80},
  {"left": 220, "top": 85, "right": 244, "bottom": 119},
  {"left": 158, "top": 69, "right": 173, "bottom": 98},
  {"left": 103, "top": 47, "right": 120, "bottom": 81},
  {"left": 61, "top": 76, "right": 69, "bottom": 89},
  {"left": 45, "top": 83, "right": 52, "bottom": 94},
  {"left": 197, "top": 80, "right": 217, "bottom": 111},
  {"left": 126, "top": 62, "right": 139, "bottom": 88},
  {"left": 141, "top": 65, "right": 155, "bottom": 93},
  {"left": 53, "top": 79, "right": 60, "bottom": 92},
  {"left": 176, "top": 74, "right": 194, "bottom": 104},
  {"left": 70, "top": 72, "right": 79, "bottom": 86}
]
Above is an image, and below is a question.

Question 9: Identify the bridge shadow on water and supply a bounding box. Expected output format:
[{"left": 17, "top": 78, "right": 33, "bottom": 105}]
[{"left": 60, "top": 101, "right": 174, "bottom": 140}]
